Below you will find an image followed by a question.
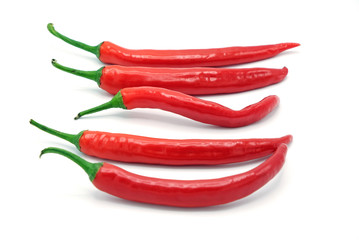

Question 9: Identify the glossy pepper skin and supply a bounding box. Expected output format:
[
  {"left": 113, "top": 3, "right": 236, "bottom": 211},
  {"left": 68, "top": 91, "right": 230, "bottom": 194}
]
[
  {"left": 40, "top": 144, "right": 288, "bottom": 207},
  {"left": 30, "top": 119, "right": 292, "bottom": 165},
  {"left": 80, "top": 132, "right": 291, "bottom": 165},
  {"left": 47, "top": 23, "right": 299, "bottom": 67},
  {"left": 52, "top": 59, "right": 289, "bottom": 95},
  {"left": 75, "top": 87, "right": 279, "bottom": 128},
  {"left": 99, "top": 42, "right": 299, "bottom": 67}
]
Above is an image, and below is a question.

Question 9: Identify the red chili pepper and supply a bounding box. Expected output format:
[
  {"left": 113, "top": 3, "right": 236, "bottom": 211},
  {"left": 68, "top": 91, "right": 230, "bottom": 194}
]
[
  {"left": 52, "top": 59, "right": 288, "bottom": 95},
  {"left": 48, "top": 24, "right": 299, "bottom": 67},
  {"left": 74, "top": 87, "right": 279, "bottom": 128},
  {"left": 30, "top": 119, "right": 292, "bottom": 165},
  {"left": 40, "top": 144, "right": 288, "bottom": 207}
]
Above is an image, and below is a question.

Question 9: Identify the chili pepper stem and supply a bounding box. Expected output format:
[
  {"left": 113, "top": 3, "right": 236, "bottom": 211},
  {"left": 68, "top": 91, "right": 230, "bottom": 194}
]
[
  {"left": 30, "top": 119, "right": 84, "bottom": 150},
  {"left": 40, "top": 147, "right": 103, "bottom": 182},
  {"left": 47, "top": 23, "right": 101, "bottom": 58},
  {"left": 75, "top": 91, "right": 126, "bottom": 120},
  {"left": 51, "top": 59, "right": 103, "bottom": 86}
]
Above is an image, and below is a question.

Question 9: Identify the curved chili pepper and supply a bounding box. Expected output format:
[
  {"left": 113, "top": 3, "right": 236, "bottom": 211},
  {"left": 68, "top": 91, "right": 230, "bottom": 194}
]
[
  {"left": 47, "top": 23, "right": 299, "bottom": 67},
  {"left": 52, "top": 59, "right": 288, "bottom": 95},
  {"left": 40, "top": 145, "right": 288, "bottom": 207},
  {"left": 74, "top": 87, "right": 279, "bottom": 128},
  {"left": 30, "top": 119, "right": 292, "bottom": 165}
]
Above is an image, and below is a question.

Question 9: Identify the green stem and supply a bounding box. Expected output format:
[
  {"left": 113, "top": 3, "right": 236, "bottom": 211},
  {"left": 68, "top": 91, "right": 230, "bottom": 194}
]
[
  {"left": 51, "top": 59, "right": 103, "bottom": 86},
  {"left": 40, "top": 147, "right": 103, "bottom": 182},
  {"left": 75, "top": 91, "right": 126, "bottom": 120},
  {"left": 30, "top": 119, "right": 84, "bottom": 150},
  {"left": 47, "top": 23, "right": 101, "bottom": 58}
]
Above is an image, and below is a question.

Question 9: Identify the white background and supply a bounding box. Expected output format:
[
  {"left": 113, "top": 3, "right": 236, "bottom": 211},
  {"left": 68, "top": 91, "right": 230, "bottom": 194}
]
[{"left": 1, "top": 0, "right": 358, "bottom": 239}]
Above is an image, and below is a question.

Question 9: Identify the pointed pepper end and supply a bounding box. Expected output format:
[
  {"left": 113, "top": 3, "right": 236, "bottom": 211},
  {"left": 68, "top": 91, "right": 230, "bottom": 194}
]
[
  {"left": 281, "top": 135, "right": 293, "bottom": 145},
  {"left": 270, "top": 95, "right": 280, "bottom": 106},
  {"left": 39, "top": 148, "right": 47, "bottom": 158},
  {"left": 47, "top": 23, "right": 54, "bottom": 31},
  {"left": 281, "top": 66, "right": 289, "bottom": 76},
  {"left": 286, "top": 42, "right": 300, "bottom": 49}
]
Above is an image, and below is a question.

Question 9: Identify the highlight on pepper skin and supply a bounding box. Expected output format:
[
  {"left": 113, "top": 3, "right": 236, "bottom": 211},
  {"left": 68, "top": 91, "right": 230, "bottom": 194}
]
[{"left": 40, "top": 144, "right": 288, "bottom": 207}]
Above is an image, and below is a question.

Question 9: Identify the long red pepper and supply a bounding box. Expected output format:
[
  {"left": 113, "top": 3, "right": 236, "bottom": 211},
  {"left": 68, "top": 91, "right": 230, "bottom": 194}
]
[
  {"left": 30, "top": 119, "right": 292, "bottom": 165},
  {"left": 74, "top": 87, "right": 279, "bottom": 128},
  {"left": 40, "top": 145, "right": 288, "bottom": 207},
  {"left": 48, "top": 23, "right": 299, "bottom": 67},
  {"left": 52, "top": 59, "right": 288, "bottom": 95}
]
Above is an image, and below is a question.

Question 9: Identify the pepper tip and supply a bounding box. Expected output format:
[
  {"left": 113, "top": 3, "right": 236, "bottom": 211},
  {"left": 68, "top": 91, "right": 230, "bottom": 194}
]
[
  {"left": 282, "top": 66, "right": 288, "bottom": 73},
  {"left": 270, "top": 95, "right": 280, "bottom": 105},
  {"left": 39, "top": 149, "right": 46, "bottom": 158},
  {"left": 287, "top": 42, "right": 300, "bottom": 49},
  {"left": 74, "top": 114, "right": 81, "bottom": 120},
  {"left": 279, "top": 67, "right": 289, "bottom": 78},
  {"left": 282, "top": 134, "right": 293, "bottom": 144},
  {"left": 47, "top": 23, "right": 54, "bottom": 31}
]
